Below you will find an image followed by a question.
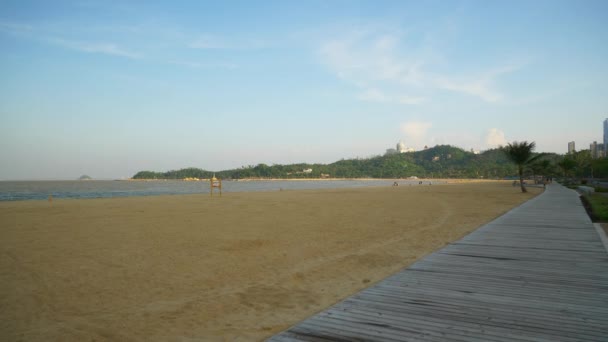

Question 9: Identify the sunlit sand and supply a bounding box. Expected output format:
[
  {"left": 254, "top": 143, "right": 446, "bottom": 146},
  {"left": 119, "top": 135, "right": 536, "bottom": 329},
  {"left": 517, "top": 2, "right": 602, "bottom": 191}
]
[{"left": 0, "top": 181, "right": 541, "bottom": 341}]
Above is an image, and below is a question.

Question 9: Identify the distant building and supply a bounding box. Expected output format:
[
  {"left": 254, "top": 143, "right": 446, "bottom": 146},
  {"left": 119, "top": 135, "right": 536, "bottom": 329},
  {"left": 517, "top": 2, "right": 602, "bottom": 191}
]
[
  {"left": 590, "top": 141, "right": 599, "bottom": 159},
  {"left": 385, "top": 148, "right": 398, "bottom": 155},
  {"left": 591, "top": 141, "right": 604, "bottom": 159},
  {"left": 396, "top": 141, "right": 415, "bottom": 153},
  {"left": 604, "top": 119, "right": 608, "bottom": 153},
  {"left": 568, "top": 141, "right": 575, "bottom": 154}
]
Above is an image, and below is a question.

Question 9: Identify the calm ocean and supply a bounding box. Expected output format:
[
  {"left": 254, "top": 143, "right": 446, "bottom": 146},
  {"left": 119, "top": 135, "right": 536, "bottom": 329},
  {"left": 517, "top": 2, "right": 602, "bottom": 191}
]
[{"left": 0, "top": 179, "right": 442, "bottom": 201}]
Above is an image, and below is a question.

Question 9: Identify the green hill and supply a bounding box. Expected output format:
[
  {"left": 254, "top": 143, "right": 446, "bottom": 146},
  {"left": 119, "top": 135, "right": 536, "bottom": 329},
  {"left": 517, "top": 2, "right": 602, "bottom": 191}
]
[{"left": 132, "top": 145, "right": 553, "bottom": 180}]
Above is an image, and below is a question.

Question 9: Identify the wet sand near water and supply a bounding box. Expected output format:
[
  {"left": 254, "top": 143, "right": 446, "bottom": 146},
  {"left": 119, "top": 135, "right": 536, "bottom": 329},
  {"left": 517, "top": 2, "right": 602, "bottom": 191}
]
[{"left": 0, "top": 181, "right": 541, "bottom": 341}]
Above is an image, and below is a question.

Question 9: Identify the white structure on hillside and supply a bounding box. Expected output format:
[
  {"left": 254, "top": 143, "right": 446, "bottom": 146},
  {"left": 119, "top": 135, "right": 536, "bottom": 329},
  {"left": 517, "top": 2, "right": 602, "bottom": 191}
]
[{"left": 396, "top": 141, "right": 415, "bottom": 153}]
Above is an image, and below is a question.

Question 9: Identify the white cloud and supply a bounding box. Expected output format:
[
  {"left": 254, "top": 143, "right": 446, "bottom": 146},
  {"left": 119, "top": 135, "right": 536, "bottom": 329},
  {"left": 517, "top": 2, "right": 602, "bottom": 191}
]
[
  {"left": 49, "top": 38, "right": 140, "bottom": 59},
  {"left": 357, "top": 88, "right": 425, "bottom": 105},
  {"left": 188, "top": 34, "right": 229, "bottom": 49},
  {"left": 485, "top": 128, "right": 507, "bottom": 148},
  {"left": 168, "top": 60, "right": 237, "bottom": 69},
  {"left": 398, "top": 95, "right": 426, "bottom": 105},
  {"left": 435, "top": 78, "right": 500, "bottom": 102},
  {"left": 0, "top": 20, "right": 33, "bottom": 34},
  {"left": 318, "top": 28, "right": 522, "bottom": 104},
  {"left": 188, "top": 34, "right": 267, "bottom": 50},
  {"left": 401, "top": 121, "right": 432, "bottom": 146},
  {"left": 0, "top": 20, "right": 140, "bottom": 59},
  {"left": 435, "top": 65, "right": 523, "bottom": 102},
  {"left": 358, "top": 88, "right": 389, "bottom": 102},
  {"left": 319, "top": 33, "right": 421, "bottom": 86}
]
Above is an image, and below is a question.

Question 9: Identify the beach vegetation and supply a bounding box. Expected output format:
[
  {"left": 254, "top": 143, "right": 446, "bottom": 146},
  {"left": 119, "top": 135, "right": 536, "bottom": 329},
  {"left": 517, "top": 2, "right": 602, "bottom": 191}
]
[
  {"left": 131, "top": 144, "right": 567, "bottom": 181},
  {"left": 568, "top": 150, "right": 592, "bottom": 178},
  {"left": 557, "top": 158, "right": 577, "bottom": 178},
  {"left": 502, "top": 141, "right": 544, "bottom": 193},
  {"left": 581, "top": 194, "right": 608, "bottom": 222}
]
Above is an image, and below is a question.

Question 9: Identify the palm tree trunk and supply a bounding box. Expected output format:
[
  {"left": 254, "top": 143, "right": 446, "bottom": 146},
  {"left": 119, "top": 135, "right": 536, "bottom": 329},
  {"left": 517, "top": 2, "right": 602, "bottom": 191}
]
[{"left": 519, "top": 166, "right": 527, "bottom": 193}]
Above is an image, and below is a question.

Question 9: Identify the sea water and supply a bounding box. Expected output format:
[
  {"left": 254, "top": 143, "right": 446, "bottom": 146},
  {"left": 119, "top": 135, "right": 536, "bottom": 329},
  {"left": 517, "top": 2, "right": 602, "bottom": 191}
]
[{"left": 0, "top": 179, "right": 443, "bottom": 201}]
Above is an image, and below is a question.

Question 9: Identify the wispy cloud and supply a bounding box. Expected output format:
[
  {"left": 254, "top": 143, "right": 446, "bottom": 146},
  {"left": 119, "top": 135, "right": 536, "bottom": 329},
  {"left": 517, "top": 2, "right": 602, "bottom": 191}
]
[
  {"left": 168, "top": 60, "right": 237, "bottom": 69},
  {"left": 319, "top": 33, "right": 423, "bottom": 85},
  {"left": 0, "top": 19, "right": 140, "bottom": 59},
  {"left": 435, "top": 65, "right": 522, "bottom": 102},
  {"left": 49, "top": 38, "right": 140, "bottom": 59},
  {"left": 189, "top": 34, "right": 230, "bottom": 49},
  {"left": 318, "top": 27, "right": 523, "bottom": 104},
  {"left": 398, "top": 95, "right": 426, "bottom": 105},
  {"left": 436, "top": 78, "right": 503, "bottom": 102},
  {"left": 358, "top": 88, "right": 389, "bottom": 102},
  {"left": 189, "top": 33, "right": 267, "bottom": 50},
  {"left": 0, "top": 20, "right": 33, "bottom": 34},
  {"left": 357, "top": 88, "right": 426, "bottom": 105}
]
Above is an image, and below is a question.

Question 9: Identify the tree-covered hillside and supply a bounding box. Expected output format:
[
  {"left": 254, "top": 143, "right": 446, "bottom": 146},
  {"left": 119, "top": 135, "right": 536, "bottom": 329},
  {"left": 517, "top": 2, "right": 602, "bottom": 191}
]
[{"left": 133, "top": 145, "right": 550, "bottom": 180}]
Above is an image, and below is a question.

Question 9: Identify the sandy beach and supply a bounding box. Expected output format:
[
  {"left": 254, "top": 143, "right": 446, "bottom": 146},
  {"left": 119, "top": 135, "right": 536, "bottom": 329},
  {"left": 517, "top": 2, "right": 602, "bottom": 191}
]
[{"left": 1, "top": 181, "right": 541, "bottom": 341}]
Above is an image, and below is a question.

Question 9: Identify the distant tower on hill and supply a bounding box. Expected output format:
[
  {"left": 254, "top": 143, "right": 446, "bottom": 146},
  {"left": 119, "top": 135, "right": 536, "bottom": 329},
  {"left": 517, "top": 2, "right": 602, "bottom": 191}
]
[{"left": 397, "top": 141, "right": 406, "bottom": 153}]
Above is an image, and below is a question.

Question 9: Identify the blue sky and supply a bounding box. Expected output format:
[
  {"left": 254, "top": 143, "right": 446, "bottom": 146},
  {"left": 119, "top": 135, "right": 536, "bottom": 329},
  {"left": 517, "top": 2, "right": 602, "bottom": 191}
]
[{"left": 1, "top": 0, "right": 607, "bottom": 180}]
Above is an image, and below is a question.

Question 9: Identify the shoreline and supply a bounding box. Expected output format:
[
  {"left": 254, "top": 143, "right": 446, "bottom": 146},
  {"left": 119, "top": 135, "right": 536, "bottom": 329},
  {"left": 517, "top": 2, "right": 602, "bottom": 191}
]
[
  {"left": 0, "top": 178, "right": 514, "bottom": 203},
  {"left": 126, "top": 177, "right": 506, "bottom": 182}
]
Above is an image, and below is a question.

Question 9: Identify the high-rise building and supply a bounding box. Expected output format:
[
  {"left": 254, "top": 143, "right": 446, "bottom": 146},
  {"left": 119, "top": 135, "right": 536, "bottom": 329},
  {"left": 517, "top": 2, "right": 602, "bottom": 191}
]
[
  {"left": 568, "top": 141, "right": 575, "bottom": 154},
  {"left": 590, "top": 141, "right": 599, "bottom": 159},
  {"left": 604, "top": 119, "right": 608, "bottom": 152}
]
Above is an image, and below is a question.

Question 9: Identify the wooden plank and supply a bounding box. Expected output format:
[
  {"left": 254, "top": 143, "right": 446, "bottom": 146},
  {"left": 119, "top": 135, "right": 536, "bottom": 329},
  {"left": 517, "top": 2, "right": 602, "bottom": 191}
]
[
  {"left": 268, "top": 184, "right": 608, "bottom": 341},
  {"left": 339, "top": 295, "right": 608, "bottom": 332},
  {"left": 321, "top": 305, "right": 597, "bottom": 342},
  {"left": 344, "top": 291, "right": 608, "bottom": 331}
]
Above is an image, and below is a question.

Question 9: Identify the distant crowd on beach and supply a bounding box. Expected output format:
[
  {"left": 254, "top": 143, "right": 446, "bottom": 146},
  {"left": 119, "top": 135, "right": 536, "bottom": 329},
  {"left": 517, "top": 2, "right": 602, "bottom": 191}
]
[
  {"left": 392, "top": 181, "right": 433, "bottom": 186},
  {"left": 512, "top": 177, "right": 553, "bottom": 188}
]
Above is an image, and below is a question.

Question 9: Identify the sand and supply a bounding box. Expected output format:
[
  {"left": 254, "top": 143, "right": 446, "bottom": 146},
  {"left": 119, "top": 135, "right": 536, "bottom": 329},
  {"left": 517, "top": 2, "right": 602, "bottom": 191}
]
[{"left": 0, "top": 181, "right": 541, "bottom": 341}]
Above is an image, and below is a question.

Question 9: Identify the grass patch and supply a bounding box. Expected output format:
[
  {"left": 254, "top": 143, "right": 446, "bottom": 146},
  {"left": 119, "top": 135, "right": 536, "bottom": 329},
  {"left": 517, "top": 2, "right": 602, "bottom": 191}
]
[{"left": 582, "top": 194, "right": 608, "bottom": 222}]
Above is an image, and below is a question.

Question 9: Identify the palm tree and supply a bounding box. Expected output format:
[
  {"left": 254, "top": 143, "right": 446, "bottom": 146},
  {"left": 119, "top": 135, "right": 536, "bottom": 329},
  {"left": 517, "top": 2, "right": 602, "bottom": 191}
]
[{"left": 502, "top": 141, "right": 543, "bottom": 193}]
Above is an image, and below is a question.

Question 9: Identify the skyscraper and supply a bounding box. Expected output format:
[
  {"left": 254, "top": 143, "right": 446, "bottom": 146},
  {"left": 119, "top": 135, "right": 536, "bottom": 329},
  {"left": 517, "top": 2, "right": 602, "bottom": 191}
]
[
  {"left": 568, "top": 141, "right": 575, "bottom": 154},
  {"left": 590, "top": 141, "right": 599, "bottom": 159},
  {"left": 604, "top": 119, "right": 608, "bottom": 153}
]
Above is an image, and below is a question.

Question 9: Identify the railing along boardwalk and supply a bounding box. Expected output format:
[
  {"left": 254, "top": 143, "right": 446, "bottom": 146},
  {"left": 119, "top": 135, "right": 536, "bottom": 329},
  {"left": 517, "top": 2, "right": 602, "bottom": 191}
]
[{"left": 268, "top": 184, "right": 608, "bottom": 341}]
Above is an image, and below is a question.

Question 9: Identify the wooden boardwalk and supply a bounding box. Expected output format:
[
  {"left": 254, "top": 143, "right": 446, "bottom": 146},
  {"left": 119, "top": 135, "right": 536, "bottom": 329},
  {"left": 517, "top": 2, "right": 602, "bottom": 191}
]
[{"left": 268, "top": 184, "right": 608, "bottom": 341}]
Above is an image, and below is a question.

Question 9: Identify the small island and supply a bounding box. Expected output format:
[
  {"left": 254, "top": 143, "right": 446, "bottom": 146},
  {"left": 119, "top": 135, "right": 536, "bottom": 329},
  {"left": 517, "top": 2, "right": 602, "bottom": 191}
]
[{"left": 78, "top": 175, "right": 92, "bottom": 181}]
